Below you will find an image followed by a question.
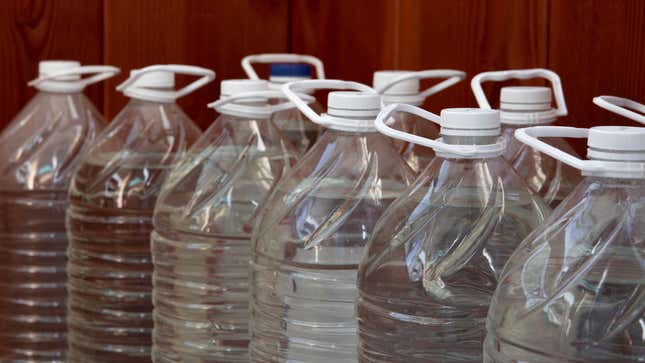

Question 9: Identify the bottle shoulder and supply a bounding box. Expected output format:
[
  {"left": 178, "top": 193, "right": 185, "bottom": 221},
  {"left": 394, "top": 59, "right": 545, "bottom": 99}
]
[
  {"left": 0, "top": 92, "right": 105, "bottom": 190},
  {"left": 357, "top": 156, "right": 549, "bottom": 303},
  {"left": 487, "top": 177, "right": 645, "bottom": 362},
  {"left": 153, "top": 117, "right": 298, "bottom": 236}
]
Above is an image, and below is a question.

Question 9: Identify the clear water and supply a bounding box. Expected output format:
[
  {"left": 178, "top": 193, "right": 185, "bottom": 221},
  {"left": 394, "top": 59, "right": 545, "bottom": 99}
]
[
  {"left": 151, "top": 151, "right": 294, "bottom": 363},
  {"left": 0, "top": 190, "right": 68, "bottom": 362},
  {"left": 358, "top": 192, "right": 548, "bottom": 363},
  {"left": 250, "top": 186, "right": 403, "bottom": 363},
  {"left": 484, "top": 275, "right": 644, "bottom": 363},
  {"left": 67, "top": 155, "right": 175, "bottom": 363},
  {"left": 484, "top": 177, "right": 645, "bottom": 363},
  {"left": 151, "top": 231, "right": 250, "bottom": 363}
]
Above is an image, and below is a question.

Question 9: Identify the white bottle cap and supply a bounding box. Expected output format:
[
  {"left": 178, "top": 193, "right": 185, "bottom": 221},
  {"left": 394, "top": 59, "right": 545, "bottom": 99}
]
[
  {"left": 514, "top": 96, "right": 645, "bottom": 178},
  {"left": 373, "top": 70, "right": 423, "bottom": 105},
  {"left": 500, "top": 86, "right": 552, "bottom": 111},
  {"left": 130, "top": 70, "right": 175, "bottom": 89},
  {"left": 327, "top": 91, "right": 381, "bottom": 118},
  {"left": 374, "top": 104, "right": 506, "bottom": 159},
  {"left": 39, "top": 60, "right": 81, "bottom": 81},
  {"left": 373, "top": 71, "right": 419, "bottom": 95},
  {"left": 440, "top": 108, "right": 500, "bottom": 137},
  {"left": 220, "top": 79, "right": 268, "bottom": 97},
  {"left": 471, "top": 69, "right": 567, "bottom": 125},
  {"left": 588, "top": 126, "right": 645, "bottom": 161},
  {"left": 280, "top": 79, "right": 379, "bottom": 132}
]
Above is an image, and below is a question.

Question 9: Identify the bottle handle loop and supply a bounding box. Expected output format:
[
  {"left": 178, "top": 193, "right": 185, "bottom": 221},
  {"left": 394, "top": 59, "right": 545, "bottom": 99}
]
[
  {"left": 207, "top": 90, "right": 314, "bottom": 115},
  {"left": 471, "top": 68, "right": 567, "bottom": 116},
  {"left": 28, "top": 65, "right": 121, "bottom": 88},
  {"left": 593, "top": 96, "right": 645, "bottom": 124},
  {"left": 514, "top": 126, "right": 608, "bottom": 172},
  {"left": 375, "top": 103, "right": 505, "bottom": 157},
  {"left": 116, "top": 64, "right": 215, "bottom": 102},
  {"left": 376, "top": 69, "right": 466, "bottom": 99},
  {"left": 281, "top": 79, "right": 377, "bottom": 126},
  {"left": 242, "top": 53, "right": 325, "bottom": 80}
]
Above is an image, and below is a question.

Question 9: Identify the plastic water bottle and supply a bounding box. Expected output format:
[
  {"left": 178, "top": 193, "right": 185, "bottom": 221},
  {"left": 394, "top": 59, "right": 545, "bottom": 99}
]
[
  {"left": 358, "top": 104, "right": 549, "bottom": 362},
  {"left": 249, "top": 80, "right": 416, "bottom": 362},
  {"left": 0, "top": 61, "right": 118, "bottom": 362},
  {"left": 242, "top": 53, "right": 326, "bottom": 153},
  {"left": 485, "top": 95, "right": 645, "bottom": 363},
  {"left": 472, "top": 69, "right": 582, "bottom": 208},
  {"left": 151, "top": 79, "right": 300, "bottom": 362},
  {"left": 373, "top": 69, "right": 465, "bottom": 171},
  {"left": 66, "top": 65, "right": 214, "bottom": 362}
]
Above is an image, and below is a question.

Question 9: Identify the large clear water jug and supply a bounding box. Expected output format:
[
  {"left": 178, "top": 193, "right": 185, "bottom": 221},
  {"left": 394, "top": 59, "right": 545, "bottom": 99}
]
[
  {"left": 151, "top": 79, "right": 300, "bottom": 362},
  {"left": 373, "top": 69, "right": 465, "bottom": 171},
  {"left": 484, "top": 96, "right": 645, "bottom": 363},
  {"left": 472, "top": 69, "right": 583, "bottom": 208},
  {"left": 66, "top": 65, "right": 214, "bottom": 362},
  {"left": 0, "top": 61, "right": 118, "bottom": 362},
  {"left": 242, "top": 53, "right": 326, "bottom": 153},
  {"left": 358, "top": 104, "right": 549, "bottom": 362},
  {"left": 249, "top": 80, "right": 416, "bottom": 362}
]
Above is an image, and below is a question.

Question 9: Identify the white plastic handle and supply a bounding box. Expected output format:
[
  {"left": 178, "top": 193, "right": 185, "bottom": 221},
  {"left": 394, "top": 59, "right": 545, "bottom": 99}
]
[
  {"left": 207, "top": 90, "right": 314, "bottom": 113},
  {"left": 593, "top": 96, "right": 645, "bottom": 124},
  {"left": 116, "top": 64, "right": 215, "bottom": 102},
  {"left": 471, "top": 68, "right": 567, "bottom": 116},
  {"left": 514, "top": 126, "right": 607, "bottom": 172},
  {"left": 281, "top": 79, "right": 376, "bottom": 125},
  {"left": 376, "top": 69, "right": 466, "bottom": 99},
  {"left": 375, "top": 103, "right": 505, "bottom": 157},
  {"left": 242, "top": 53, "right": 325, "bottom": 80},
  {"left": 28, "top": 65, "right": 120, "bottom": 88}
]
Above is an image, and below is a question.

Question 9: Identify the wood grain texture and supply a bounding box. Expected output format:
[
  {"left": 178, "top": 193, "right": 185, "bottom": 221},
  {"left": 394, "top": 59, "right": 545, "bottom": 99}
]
[
  {"left": 290, "top": 0, "right": 399, "bottom": 85},
  {"left": 103, "top": 0, "right": 289, "bottom": 129},
  {"left": 549, "top": 0, "right": 645, "bottom": 129},
  {"left": 0, "top": 0, "right": 103, "bottom": 130},
  {"left": 398, "top": 0, "right": 549, "bottom": 114}
]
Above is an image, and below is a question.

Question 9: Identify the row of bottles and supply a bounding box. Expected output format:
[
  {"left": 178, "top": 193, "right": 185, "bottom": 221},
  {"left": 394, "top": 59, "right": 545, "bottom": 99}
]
[{"left": 0, "top": 55, "right": 642, "bottom": 363}]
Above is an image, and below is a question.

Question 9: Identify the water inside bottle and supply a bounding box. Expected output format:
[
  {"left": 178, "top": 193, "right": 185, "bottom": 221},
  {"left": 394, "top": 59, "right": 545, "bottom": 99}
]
[
  {"left": 67, "top": 152, "right": 177, "bottom": 362},
  {"left": 152, "top": 146, "right": 295, "bottom": 362},
  {"left": 251, "top": 180, "right": 406, "bottom": 363}
]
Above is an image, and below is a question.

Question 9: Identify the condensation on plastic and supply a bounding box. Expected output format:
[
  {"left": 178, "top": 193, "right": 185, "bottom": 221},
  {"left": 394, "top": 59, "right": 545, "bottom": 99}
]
[
  {"left": 249, "top": 129, "right": 416, "bottom": 362},
  {"left": 151, "top": 105, "right": 298, "bottom": 362},
  {"left": 0, "top": 91, "right": 105, "bottom": 362},
  {"left": 66, "top": 98, "right": 202, "bottom": 363},
  {"left": 485, "top": 176, "right": 645, "bottom": 362},
  {"left": 357, "top": 143, "right": 549, "bottom": 362}
]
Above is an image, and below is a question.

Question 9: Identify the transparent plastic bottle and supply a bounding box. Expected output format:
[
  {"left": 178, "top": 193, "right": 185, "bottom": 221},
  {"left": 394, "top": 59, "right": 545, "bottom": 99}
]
[
  {"left": 472, "top": 69, "right": 583, "bottom": 208},
  {"left": 242, "top": 53, "right": 326, "bottom": 153},
  {"left": 151, "top": 79, "right": 299, "bottom": 362},
  {"left": 485, "top": 96, "right": 645, "bottom": 363},
  {"left": 373, "top": 69, "right": 465, "bottom": 172},
  {"left": 249, "top": 80, "right": 416, "bottom": 362},
  {"left": 0, "top": 61, "right": 118, "bottom": 362},
  {"left": 358, "top": 105, "right": 549, "bottom": 363},
  {"left": 66, "top": 65, "right": 214, "bottom": 363}
]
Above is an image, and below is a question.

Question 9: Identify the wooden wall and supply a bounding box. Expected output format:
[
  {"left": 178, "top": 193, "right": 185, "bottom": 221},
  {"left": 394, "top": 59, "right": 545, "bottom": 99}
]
[{"left": 1, "top": 0, "right": 643, "bottom": 152}]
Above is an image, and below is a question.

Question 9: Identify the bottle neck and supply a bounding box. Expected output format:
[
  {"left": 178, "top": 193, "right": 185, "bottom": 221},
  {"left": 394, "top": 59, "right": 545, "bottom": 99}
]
[{"left": 442, "top": 134, "right": 499, "bottom": 146}]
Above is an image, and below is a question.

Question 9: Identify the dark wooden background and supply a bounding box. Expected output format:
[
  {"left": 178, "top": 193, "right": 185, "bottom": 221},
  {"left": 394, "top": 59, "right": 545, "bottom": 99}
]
[{"left": 1, "top": 0, "right": 643, "bottom": 154}]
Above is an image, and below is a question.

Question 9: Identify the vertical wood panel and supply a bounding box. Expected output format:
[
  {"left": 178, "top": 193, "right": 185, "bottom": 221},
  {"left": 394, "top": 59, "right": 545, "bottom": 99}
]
[
  {"left": 398, "top": 0, "right": 549, "bottom": 113},
  {"left": 290, "top": 0, "right": 399, "bottom": 85},
  {"left": 0, "top": 0, "right": 103, "bottom": 130},
  {"left": 103, "top": 0, "right": 290, "bottom": 128},
  {"left": 549, "top": 0, "right": 645, "bottom": 129}
]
